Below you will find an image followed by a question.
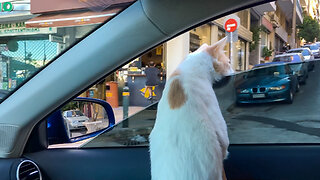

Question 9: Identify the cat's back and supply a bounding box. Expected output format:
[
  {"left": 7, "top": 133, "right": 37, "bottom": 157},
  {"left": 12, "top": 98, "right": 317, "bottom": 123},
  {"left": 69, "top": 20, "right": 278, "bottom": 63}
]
[{"left": 149, "top": 75, "right": 223, "bottom": 180}]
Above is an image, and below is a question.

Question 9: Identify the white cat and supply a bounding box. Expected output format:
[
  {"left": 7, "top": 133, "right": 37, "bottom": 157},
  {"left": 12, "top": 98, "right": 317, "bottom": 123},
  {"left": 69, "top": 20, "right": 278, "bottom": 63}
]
[{"left": 149, "top": 37, "right": 233, "bottom": 180}]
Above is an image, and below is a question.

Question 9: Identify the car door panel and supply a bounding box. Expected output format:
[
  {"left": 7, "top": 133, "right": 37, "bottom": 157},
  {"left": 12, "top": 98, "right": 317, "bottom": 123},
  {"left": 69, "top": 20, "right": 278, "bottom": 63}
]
[
  {"left": 24, "top": 147, "right": 151, "bottom": 180},
  {"left": 22, "top": 144, "right": 320, "bottom": 180}
]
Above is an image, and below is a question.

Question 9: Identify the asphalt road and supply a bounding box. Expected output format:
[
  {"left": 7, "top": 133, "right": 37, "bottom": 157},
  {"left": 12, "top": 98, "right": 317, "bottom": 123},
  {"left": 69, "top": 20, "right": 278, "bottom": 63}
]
[{"left": 223, "top": 60, "right": 320, "bottom": 144}]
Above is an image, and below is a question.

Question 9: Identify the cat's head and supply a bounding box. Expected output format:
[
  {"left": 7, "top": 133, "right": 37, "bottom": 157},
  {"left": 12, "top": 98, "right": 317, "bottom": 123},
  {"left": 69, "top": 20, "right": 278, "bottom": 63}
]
[{"left": 195, "top": 37, "right": 234, "bottom": 76}]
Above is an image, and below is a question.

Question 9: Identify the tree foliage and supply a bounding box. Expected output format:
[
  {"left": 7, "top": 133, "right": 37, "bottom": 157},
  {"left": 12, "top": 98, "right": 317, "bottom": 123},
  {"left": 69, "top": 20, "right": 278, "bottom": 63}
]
[{"left": 297, "top": 15, "right": 320, "bottom": 43}]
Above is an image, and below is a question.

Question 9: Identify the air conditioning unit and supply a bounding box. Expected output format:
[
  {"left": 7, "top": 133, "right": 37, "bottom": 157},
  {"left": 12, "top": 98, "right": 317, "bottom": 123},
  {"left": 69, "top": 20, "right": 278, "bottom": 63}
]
[{"left": 270, "top": 14, "right": 280, "bottom": 28}]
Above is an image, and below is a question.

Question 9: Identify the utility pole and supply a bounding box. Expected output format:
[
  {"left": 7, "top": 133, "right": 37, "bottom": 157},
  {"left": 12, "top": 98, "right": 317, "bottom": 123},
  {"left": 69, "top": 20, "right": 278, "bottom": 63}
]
[{"left": 292, "top": 0, "right": 297, "bottom": 48}]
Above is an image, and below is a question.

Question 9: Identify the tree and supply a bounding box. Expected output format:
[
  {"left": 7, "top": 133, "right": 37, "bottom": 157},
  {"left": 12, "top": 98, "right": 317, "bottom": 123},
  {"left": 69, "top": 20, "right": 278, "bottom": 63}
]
[{"left": 297, "top": 15, "right": 320, "bottom": 43}]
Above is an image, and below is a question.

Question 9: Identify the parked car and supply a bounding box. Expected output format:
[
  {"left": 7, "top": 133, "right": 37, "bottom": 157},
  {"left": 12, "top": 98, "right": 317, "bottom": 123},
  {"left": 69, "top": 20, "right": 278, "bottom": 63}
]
[
  {"left": 273, "top": 53, "right": 308, "bottom": 84},
  {"left": 236, "top": 63, "right": 299, "bottom": 104},
  {"left": 63, "top": 110, "right": 89, "bottom": 130},
  {"left": 303, "top": 44, "right": 320, "bottom": 58},
  {"left": 287, "top": 48, "right": 314, "bottom": 61}
]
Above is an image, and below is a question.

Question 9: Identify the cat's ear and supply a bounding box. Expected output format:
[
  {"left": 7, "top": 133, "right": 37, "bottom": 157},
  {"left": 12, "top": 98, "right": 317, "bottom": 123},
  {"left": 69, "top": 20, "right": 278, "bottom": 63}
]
[
  {"left": 194, "top": 43, "right": 209, "bottom": 53},
  {"left": 205, "top": 37, "right": 227, "bottom": 58}
]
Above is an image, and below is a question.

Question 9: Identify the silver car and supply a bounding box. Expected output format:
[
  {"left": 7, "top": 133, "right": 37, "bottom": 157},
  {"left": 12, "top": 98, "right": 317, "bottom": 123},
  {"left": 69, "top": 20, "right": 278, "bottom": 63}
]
[
  {"left": 287, "top": 48, "right": 314, "bottom": 61},
  {"left": 303, "top": 44, "right": 320, "bottom": 58},
  {"left": 63, "top": 110, "right": 89, "bottom": 130}
]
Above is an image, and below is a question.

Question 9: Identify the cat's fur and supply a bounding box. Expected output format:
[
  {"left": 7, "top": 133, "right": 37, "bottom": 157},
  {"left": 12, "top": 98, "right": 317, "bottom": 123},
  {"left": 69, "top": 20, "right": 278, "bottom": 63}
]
[{"left": 149, "top": 37, "right": 233, "bottom": 180}]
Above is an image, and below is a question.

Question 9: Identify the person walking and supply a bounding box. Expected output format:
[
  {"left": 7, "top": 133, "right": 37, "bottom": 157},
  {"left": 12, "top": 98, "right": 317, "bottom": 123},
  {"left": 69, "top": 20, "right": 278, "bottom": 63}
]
[{"left": 142, "top": 61, "right": 160, "bottom": 99}]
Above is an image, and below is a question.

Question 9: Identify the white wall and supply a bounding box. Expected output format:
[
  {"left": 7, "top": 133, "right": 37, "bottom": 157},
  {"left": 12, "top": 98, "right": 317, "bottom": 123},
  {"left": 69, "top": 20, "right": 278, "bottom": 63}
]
[{"left": 165, "top": 32, "right": 190, "bottom": 80}]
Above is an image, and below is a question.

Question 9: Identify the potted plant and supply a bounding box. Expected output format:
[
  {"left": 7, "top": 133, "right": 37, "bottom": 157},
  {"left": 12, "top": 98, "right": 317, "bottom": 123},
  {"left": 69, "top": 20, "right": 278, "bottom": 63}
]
[{"left": 262, "top": 46, "right": 273, "bottom": 60}]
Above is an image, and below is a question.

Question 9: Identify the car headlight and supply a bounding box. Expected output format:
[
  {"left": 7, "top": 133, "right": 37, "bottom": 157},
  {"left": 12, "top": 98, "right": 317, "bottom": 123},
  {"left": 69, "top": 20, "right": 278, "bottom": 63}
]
[
  {"left": 269, "top": 85, "right": 286, "bottom": 91},
  {"left": 237, "top": 89, "right": 250, "bottom": 93}
]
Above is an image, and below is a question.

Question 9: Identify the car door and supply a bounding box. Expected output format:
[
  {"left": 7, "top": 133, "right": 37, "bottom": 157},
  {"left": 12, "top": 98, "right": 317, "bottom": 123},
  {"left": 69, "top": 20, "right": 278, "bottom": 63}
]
[{"left": 2, "top": 0, "right": 320, "bottom": 180}]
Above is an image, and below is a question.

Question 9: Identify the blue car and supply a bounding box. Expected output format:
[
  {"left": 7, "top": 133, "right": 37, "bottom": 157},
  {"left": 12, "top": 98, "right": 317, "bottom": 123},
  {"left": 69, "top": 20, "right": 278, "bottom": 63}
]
[{"left": 236, "top": 63, "right": 299, "bottom": 104}]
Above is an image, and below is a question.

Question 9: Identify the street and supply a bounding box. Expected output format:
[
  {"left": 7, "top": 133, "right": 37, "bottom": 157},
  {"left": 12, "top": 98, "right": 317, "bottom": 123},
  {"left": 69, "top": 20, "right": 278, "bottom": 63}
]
[{"left": 223, "top": 61, "right": 320, "bottom": 144}]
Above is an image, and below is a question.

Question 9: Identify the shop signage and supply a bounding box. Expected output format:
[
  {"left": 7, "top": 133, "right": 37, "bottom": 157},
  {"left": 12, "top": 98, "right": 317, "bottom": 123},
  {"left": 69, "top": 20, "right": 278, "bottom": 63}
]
[
  {"left": 49, "top": 35, "right": 64, "bottom": 44},
  {"left": 0, "top": 22, "right": 57, "bottom": 37},
  {"left": 0, "top": 2, "right": 13, "bottom": 12},
  {"left": 31, "top": 0, "right": 133, "bottom": 14}
]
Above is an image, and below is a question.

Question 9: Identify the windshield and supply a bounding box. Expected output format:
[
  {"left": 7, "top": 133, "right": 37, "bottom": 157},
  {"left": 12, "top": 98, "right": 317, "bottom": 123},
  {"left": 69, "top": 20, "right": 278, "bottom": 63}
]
[
  {"left": 305, "top": 45, "right": 318, "bottom": 50},
  {"left": 273, "top": 56, "right": 292, "bottom": 62},
  {"left": 0, "top": 0, "right": 134, "bottom": 102},
  {"left": 247, "top": 66, "right": 286, "bottom": 78},
  {"left": 288, "top": 50, "right": 309, "bottom": 56}
]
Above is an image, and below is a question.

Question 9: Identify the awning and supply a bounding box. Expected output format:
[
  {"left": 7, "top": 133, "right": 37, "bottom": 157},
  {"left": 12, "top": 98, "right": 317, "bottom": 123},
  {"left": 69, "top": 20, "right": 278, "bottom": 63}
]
[{"left": 25, "top": 8, "right": 121, "bottom": 28}]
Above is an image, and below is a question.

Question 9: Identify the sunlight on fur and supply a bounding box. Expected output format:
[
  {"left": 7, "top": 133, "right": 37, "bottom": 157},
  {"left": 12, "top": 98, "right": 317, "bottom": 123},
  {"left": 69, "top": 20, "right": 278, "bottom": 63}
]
[{"left": 149, "top": 37, "right": 233, "bottom": 180}]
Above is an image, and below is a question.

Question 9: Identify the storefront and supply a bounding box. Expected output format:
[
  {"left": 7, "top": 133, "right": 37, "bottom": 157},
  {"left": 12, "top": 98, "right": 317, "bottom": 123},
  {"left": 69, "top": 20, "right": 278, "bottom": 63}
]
[
  {"left": 23, "top": 0, "right": 135, "bottom": 102},
  {"left": 0, "top": 1, "right": 59, "bottom": 90},
  {"left": 260, "top": 16, "right": 274, "bottom": 63}
]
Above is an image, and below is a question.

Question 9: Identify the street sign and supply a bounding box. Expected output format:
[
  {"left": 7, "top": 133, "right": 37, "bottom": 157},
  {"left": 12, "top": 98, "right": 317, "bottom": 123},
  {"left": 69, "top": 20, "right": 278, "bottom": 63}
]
[
  {"left": 223, "top": 15, "right": 240, "bottom": 31},
  {"left": 223, "top": 15, "right": 240, "bottom": 68},
  {"left": 225, "top": 19, "right": 238, "bottom": 32}
]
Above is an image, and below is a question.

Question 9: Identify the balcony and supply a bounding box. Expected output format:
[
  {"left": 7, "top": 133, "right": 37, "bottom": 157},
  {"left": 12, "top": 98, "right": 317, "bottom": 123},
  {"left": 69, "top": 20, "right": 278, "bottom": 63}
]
[
  {"left": 277, "top": 0, "right": 303, "bottom": 24},
  {"left": 252, "top": 2, "right": 276, "bottom": 15},
  {"left": 270, "top": 13, "right": 280, "bottom": 28}
]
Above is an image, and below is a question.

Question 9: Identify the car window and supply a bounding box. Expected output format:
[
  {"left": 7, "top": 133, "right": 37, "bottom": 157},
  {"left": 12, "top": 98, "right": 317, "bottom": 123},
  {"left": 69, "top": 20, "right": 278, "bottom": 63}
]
[
  {"left": 302, "top": 50, "right": 309, "bottom": 56},
  {"left": 310, "top": 45, "right": 318, "bottom": 50},
  {"left": 0, "top": 0, "right": 134, "bottom": 103},
  {"left": 44, "top": 2, "right": 320, "bottom": 148},
  {"left": 288, "top": 50, "right": 301, "bottom": 53}
]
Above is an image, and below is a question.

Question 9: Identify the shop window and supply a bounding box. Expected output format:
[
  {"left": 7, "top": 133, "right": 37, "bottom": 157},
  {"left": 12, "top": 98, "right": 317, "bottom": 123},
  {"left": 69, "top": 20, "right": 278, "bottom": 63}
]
[
  {"left": 237, "top": 9, "right": 249, "bottom": 29},
  {"left": 190, "top": 24, "right": 211, "bottom": 52}
]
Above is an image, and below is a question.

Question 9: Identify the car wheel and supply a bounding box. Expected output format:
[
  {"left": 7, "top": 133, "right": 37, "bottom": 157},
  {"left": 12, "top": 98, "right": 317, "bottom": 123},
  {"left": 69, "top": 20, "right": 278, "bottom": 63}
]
[
  {"left": 296, "top": 83, "right": 300, "bottom": 92},
  {"left": 286, "top": 90, "right": 294, "bottom": 104}
]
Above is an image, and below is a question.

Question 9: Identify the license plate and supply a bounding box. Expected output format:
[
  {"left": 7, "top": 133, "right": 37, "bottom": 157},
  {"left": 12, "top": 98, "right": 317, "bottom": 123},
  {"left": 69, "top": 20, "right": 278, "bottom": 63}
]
[{"left": 252, "top": 94, "right": 265, "bottom": 98}]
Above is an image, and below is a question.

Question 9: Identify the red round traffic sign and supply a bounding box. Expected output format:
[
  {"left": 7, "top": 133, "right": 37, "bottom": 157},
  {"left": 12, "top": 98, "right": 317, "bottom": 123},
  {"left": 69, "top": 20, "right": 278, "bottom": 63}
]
[{"left": 224, "top": 19, "right": 238, "bottom": 32}]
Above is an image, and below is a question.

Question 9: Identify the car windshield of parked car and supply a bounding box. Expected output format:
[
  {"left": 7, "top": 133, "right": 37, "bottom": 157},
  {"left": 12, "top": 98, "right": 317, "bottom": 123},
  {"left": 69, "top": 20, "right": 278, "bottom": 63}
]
[
  {"left": 247, "top": 66, "right": 285, "bottom": 78},
  {"left": 0, "top": 0, "right": 134, "bottom": 103},
  {"left": 289, "top": 50, "right": 309, "bottom": 56},
  {"left": 273, "top": 56, "right": 292, "bottom": 62},
  {"left": 305, "top": 45, "right": 318, "bottom": 50}
]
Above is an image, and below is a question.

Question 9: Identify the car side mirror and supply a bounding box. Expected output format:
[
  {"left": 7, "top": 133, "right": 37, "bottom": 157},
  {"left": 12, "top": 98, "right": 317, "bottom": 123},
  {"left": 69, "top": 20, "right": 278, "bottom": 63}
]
[{"left": 47, "top": 97, "right": 115, "bottom": 145}]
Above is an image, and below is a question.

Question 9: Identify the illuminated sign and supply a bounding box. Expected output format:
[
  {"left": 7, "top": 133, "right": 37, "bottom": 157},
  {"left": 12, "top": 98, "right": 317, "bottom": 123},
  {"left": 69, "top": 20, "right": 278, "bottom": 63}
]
[
  {"left": 0, "top": 22, "right": 57, "bottom": 37},
  {"left": 1, "top": 2, "right": 13, "bottom": 12}
]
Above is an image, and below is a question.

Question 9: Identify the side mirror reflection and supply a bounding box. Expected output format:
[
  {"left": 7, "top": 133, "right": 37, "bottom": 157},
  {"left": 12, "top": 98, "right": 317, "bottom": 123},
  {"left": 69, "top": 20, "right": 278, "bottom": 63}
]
[{"left": 47, "top": 97, "right": 115, "bottom": 145}]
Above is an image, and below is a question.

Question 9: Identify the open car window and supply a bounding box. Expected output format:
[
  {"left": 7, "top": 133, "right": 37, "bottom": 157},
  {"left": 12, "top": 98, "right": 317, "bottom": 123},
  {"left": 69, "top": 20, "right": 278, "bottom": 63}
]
[
  {"left": 38, "top": 2, "right": 320, "bottom": 148},
  {"left": 42, "top": 1, "right": 320, "bottom": 148}
]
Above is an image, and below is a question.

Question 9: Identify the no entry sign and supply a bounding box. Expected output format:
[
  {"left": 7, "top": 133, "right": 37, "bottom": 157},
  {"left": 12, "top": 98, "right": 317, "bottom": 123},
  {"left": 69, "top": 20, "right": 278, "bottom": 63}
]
[{"left": 224, "top": 18, "right": 237, "bottom": 32}]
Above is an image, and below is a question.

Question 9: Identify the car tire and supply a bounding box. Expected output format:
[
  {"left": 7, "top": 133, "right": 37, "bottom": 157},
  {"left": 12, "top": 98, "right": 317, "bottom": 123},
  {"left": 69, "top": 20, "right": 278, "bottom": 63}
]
[
  {"left": 296, "top": 83, "right": 300, "bottom": 92},
  {"left": 286, "top": 90, "right": 294, "bottom": 104}
]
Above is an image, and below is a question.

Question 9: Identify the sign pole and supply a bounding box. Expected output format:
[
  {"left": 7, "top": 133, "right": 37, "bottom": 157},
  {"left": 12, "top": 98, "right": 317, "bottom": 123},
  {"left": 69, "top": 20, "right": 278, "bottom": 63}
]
[
  {"left": 230, "top": 31, "right": 233, "bottom": 67},
  {"left": 224, "top": 15, "right": 240, "bottom": 70}
]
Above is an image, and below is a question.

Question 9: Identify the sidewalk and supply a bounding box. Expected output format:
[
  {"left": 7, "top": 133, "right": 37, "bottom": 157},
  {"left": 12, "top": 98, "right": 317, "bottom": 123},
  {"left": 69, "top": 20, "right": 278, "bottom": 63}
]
[{"left": 113, "top": 106, "right": 145, "bottom": 124}]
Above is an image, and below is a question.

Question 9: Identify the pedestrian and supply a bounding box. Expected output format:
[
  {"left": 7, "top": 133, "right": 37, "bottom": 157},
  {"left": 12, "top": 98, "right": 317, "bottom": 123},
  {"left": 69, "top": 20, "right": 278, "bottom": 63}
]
[{"left": 142, "top": 61, "right": 160, "bottom": 99}]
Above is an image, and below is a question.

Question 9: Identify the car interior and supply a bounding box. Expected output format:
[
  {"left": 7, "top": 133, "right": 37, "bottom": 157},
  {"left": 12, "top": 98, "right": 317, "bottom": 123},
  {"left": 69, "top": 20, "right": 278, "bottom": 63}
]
[{"left": 1, "top": 0, "right": 320, "bottom": 179}]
